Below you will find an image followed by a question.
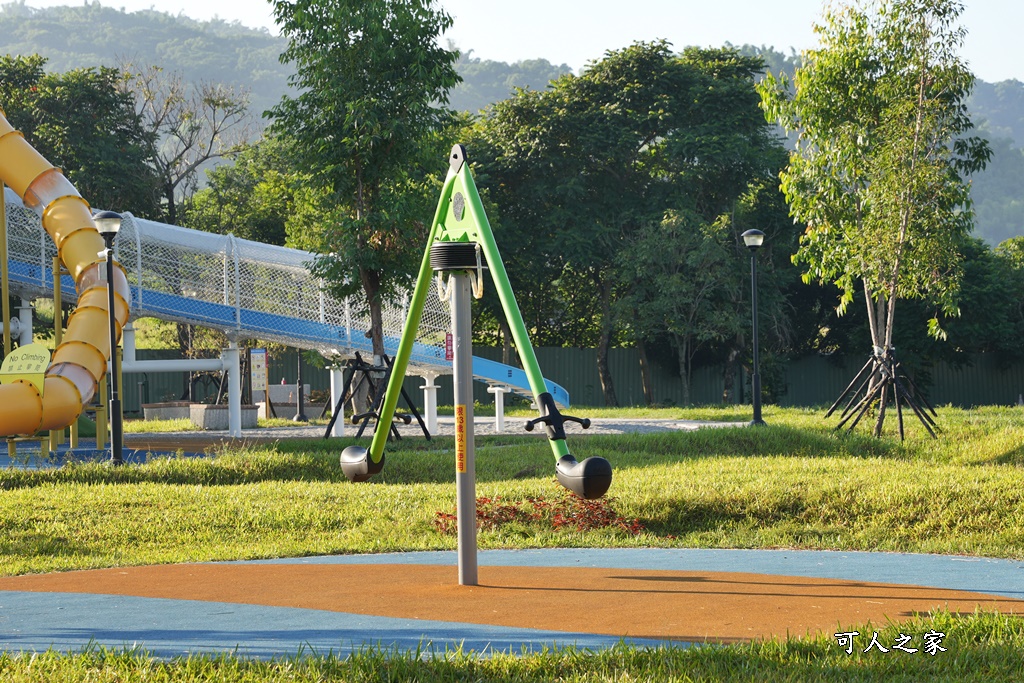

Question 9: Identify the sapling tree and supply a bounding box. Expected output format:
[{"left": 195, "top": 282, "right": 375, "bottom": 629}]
[{"left": 758, "top": 0, "right": 989, "bottom": 436}]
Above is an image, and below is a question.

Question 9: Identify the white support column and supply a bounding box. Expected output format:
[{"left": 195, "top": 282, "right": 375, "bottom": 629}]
[
  {"left": 122, "top": 322, "right": 137, "bottom": 364},
  {"left": 420, "top": 372, "right": 440, "bottom": 435},
  {"left": 329, "top": 366, "right": 345, "bottom": 437},
  {"left": 225, "top": 342, "right": 242, "bottom": 437},
  {"left": 17, "top": 298, "right": 32, "bottom": 346},
  {"left": 487, "top": 385, "right": 511, "bottom": 433}
]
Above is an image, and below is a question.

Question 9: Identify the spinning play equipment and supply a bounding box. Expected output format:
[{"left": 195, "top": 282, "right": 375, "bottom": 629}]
[
  {"left": 341, "top": 146, "right": 612, "bottom": 513},
  {"left": 1, "top": 109, "right": 571, "bottom": 443}
]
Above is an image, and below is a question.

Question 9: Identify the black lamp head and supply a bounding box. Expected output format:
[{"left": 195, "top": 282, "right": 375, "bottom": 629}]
[
  {"left": 93, "top": 210, "right": 123, "bottom": 240},
  {"left": 741, "top": 229, "right": 765, "bottom": 250}
]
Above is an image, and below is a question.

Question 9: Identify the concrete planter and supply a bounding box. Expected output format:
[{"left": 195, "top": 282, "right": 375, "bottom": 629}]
[
  {"left": 189, "top": 404, "right": 259, "bottom": 430},
  {"left": 142, "top": 401, "right": 192, "bottom": 421},
  {"left": 257, "top": 402, "right": 328, "bottom": 419}
]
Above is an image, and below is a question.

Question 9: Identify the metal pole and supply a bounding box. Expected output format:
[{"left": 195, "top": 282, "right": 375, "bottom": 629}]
[
  {"left": 17, "top": 300, "right": 32, "bottom": 346},
  {"left": 1, "top": 181, "right": 10, "bottom": 357},
  {"left": 105, "top": 236, "right": 123, "bottom": 464},
  {"left": 750, "top": 251, "right": 765, "bottom": 426},
  {"left": 451, "top": 272, "right": 477, "bottom": 586},
  {"left": 51, "top": 257, "right": 63, "bottom": 450}
]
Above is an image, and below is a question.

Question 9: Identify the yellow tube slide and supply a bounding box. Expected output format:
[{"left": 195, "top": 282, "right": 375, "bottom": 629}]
[{"left": 0, "top": 107, "right": 129, "bottom": 436}]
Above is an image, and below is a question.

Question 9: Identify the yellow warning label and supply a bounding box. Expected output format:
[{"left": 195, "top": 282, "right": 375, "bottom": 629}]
[
  {"left": 0, "top": 343, "right": 50, "bottom": 395},
  {"left": 455, "top": 404, "right": 467, "bottom": 473}
]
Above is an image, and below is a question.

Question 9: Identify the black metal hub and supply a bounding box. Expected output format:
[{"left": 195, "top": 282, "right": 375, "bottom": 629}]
[{"left": 430, "top": 242, "right": 480, "bottom": 271}]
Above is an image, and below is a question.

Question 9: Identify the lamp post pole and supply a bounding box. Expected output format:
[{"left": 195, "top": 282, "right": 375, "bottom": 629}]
[
  {"left": 741, "top": 229, "right": 767, "bottom": 427},
  {"left": 94, "top": 211, "right": 124, "bottom": 463}
]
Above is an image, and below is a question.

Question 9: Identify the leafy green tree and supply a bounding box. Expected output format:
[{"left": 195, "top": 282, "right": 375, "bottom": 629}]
[
  {"left": 991, "top": 236, "right": 1024, "bottom": 360},
  {"left": 620, "top": 211, "right": 742, "bottom": 405},
  {"left": 267, "top": 0, "right": 460, "bottom": 358},
  {"left": 0, "top": 54, "right": 159, "bottom": 214},
  {"left": 470, "top": 43, "right": 786, "bottom": 405},
  {"left": 186, "top": 135, "right": 299, "bottom": 245},
  {"left": 927, "top": 238, "right": 1024, "bottom": 363},
  {"left": 758, "top": 0, "right": 990, "bottom": 431}
]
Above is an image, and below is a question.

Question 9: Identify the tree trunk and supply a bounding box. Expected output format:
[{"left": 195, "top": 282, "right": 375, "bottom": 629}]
[
  {"left": 863, "top": 282, "right": 886, "bottom": 401},
  {"left": 596, "top": 329, "right": 617, "bottom": 407},
  {"left": 674, "top": 333, "right": 692, "bottom": 406},
  {"left": 637, "top": 337, "right": 654, "bottom": 406},
  {"left": 360, "top": 266, "right": 385, "bottom": 358},
  {"left": 721, "top": 341, "right": 740, "bottom": 403},
  {"left": 164, "top": 180, "right": 177, "bottom": 226},
  {"left": 595, "top": 276, "right": 618, "bottom": 406},
  {"left": 354, "top": 265, "right": 385, "bottom": 415},
  {"left": 499, "top": 317, "right": 515, "bottom": 367}
]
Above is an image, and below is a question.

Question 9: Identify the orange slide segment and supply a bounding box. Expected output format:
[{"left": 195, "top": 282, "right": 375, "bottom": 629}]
[{"left": 0, "top": 106, "right": 130, "bottom": 436}]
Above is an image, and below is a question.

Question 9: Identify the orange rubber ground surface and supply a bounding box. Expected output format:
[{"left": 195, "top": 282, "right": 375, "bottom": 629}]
[{"left": 2, "top": 562, "right": 1021, "bottom": 644}]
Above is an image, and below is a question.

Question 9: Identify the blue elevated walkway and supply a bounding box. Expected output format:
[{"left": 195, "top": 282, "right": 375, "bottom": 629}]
[{"left": 6, "top": 258, "right": 570, "bottom": 407}]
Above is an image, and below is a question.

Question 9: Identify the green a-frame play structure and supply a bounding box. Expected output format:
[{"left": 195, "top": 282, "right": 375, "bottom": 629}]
[{"left": 340, "top": 146, "right": 612, "bottom": 501}]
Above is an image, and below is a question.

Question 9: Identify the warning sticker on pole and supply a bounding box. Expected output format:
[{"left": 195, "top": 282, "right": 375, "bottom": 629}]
[{"left": 455, "top": 404, "right": 467, "bottom": 473}]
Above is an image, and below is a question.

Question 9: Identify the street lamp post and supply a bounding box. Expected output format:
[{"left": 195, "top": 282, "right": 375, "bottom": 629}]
[
  {"left": 94, "top": 211, "right": 124, "bottom": 463},
  {"left": 741, "top": 229, "right": 767, "bottom": 427}
]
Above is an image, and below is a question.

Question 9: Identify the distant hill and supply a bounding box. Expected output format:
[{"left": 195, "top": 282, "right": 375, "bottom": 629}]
[
  {"left": 0, "top": 1, "right": 291, "bottom": 117},
  {"left": 451, "top": 49, "right": 571, "bottom": 112},
  {"left": 970, "top": 79, "right": 1024, "bottom": 145},
  {"left": 0, "top": 2, "right": 569, "bottom": 117},
  {"left": 2, "top": 3, "right": 1021, "bottom": 245},
  {"left": 742, "top": 44, "right": 1024, "bottom": 247}
]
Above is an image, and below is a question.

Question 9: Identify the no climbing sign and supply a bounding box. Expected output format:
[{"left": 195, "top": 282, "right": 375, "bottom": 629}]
[{"left": 0, "top": 343, "right": 51, "bottom": 395}]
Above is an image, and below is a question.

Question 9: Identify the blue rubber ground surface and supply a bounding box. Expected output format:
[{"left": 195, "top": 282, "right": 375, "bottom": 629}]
[{"left": 1, "top": 548, "right": 1022, "bottom": 659}]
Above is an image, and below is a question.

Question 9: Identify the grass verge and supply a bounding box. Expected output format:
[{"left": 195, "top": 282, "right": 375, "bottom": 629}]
[
  {"left": 2, "top": 406, "right": 1023, "bottom": 573},
  {"left": 0, "top": 610, "right": 1020, "bottom": 681},
  {"left": 2, "top": 405, "right": 1023, "bottom": 676}
]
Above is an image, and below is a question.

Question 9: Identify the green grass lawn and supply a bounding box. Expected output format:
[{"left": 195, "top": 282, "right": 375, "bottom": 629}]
[{"left": 2, "top": 405, "right": 1023, "bottom": 679}]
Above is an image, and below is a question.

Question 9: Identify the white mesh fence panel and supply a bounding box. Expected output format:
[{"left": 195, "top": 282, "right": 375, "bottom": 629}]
[{"left": 4, "top": 190, "right": 453, "bottom": 373}]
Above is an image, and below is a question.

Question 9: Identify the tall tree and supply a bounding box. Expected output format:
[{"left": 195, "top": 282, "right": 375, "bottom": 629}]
[
  {"left": 470, "top": 43, "right": 785, "bottom": 405},
  {"left": 620, "top": 210, "right": 743, "bottom": 405},
  {"left": 758, "top": 0, "right": 989, "bottom": 435},
  {"left": 118, "top": 61, "right": 252, "bottom": 225},
  {"left": 186, "top": 135, "right": 298, "bottom": 245},
  {"left": 267, "top": 0, "right": 460, "bottom": 359}
]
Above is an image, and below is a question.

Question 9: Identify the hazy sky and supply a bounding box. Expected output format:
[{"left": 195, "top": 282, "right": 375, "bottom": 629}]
[{"left": 22, "top": 0, "right": 1024, "bottom": 83}]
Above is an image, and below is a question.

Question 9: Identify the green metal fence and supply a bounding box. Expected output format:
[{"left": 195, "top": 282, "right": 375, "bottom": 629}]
[{"left": 122, "top": 347, "right": 1024, "bottom": 415}]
